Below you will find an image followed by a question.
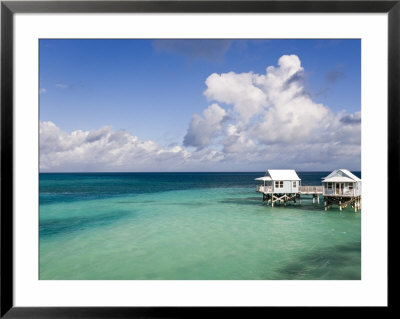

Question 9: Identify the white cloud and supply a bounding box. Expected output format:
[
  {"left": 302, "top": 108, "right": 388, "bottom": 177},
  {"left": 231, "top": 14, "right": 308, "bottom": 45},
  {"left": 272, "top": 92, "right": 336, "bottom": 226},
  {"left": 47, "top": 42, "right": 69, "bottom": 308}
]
[
  {"left": 204, "top": 72, "right": 267, "bottom": 122},
  {"left": 199, "top": 54, "right": 359, "bottom": 146},
  {"left": 40, "top": 55, "right": 360, "bottom": 172},
  {"left": 40, "top": 122, "right": 184, "bottom": 171},
  {"left": 183, "top": 103, "right": 227, "bottom": 149},
  {"left": 40, "top": 88, "right": 47, "bottom": 94},
  {"left": 183, "top": 54, "right": 360, "bottom": 170},
  {"left": 252, "top": 95, "right": 331, "bottom": 144},
  {"left": 222, "top": 124, "right": 256, "bottom": 155},
  {"left": 40, "top": 121, "right": 227, "bottom": 172},
  {"left": 55, "top": 83, "right": 68, "bottom": 89}
]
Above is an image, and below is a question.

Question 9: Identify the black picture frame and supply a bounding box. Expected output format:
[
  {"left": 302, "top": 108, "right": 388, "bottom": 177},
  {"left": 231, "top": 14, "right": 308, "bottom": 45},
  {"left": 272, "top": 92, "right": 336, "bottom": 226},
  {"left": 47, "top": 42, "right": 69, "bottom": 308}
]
[{"left": 1, "top": 0, "right": 395, "bottom": 317}]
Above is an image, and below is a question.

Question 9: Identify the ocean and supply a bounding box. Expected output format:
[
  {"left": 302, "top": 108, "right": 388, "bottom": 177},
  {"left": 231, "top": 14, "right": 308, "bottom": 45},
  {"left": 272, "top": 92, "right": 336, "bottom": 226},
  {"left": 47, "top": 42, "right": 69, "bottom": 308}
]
[{"left": 39, "top": 172, "right": 361, "bottom": 280}]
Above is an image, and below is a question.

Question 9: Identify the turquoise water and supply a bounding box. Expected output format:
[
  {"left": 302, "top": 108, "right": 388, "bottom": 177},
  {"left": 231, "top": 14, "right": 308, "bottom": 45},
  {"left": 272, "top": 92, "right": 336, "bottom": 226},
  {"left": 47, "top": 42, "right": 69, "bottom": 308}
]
[{"left": 39, "top": 172, "right": 361, "bottom": 280}]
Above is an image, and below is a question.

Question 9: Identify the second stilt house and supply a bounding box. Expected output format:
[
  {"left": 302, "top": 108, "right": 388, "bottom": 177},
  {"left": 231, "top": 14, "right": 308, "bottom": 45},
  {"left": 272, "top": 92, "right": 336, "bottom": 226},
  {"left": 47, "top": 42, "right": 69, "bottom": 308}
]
[
  {"left": 255, "top": 169, "right": 301, "bottom": 206},
  {"left": 322, "top": 169, "right": 362, "bottom": 211},
  {"left": 322, "top": 169, "right": 361, "bottom": 197}
]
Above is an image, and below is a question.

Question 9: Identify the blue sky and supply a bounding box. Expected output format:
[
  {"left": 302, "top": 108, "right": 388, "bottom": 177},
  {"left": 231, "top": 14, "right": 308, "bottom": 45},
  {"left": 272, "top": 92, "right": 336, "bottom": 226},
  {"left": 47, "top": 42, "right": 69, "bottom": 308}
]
[{"left": 39, "top": 39, "right": 361, "bottom": 172}]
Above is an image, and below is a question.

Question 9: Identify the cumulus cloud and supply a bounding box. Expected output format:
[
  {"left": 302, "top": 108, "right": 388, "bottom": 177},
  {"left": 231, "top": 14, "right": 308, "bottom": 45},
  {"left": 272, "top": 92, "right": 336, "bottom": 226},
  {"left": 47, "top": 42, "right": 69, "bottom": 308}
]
[
  {"left": 183, "top": 54, "right": 360, "bottom": 170},
  {"left": 40, "top": 121, "right": 230, "bottom": 172},
  {"left": 40, "top": 54, "right": 360, "bottom": 172},
  {"left": 204, "top": 72, "right": 267, "bottom": 122},
  {"left": 183, "top": 103, "right": 227, "bottom": 149},
  {"left": 40, "top": 121, "right": 186, "bottom": 171},
  {"left": 222, "top": 124, "right": 256, "bottom": 155},
  {"left": 200, "top": 54, "right": 334, "bottom": 145}
]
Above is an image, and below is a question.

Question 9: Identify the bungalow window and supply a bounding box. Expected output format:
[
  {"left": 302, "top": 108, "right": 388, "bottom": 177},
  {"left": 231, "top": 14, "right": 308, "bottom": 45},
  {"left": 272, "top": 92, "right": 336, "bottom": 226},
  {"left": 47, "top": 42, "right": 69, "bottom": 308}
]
[
  {"left": 327, "top": 183, "right": 332, "bottom": 189},
  {"left": 293, "top": 181, "right": 297, "bottom": 188},
  {"left": 275, "top": 181, "right": 283, "bottom": 188},
  {"left": 349, "top": 183, "right": 354, "bottom": 190}
]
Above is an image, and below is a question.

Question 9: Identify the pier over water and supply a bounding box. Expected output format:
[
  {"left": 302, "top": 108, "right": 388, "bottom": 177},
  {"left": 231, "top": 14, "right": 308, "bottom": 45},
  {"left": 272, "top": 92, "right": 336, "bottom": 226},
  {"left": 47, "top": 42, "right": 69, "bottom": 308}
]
[{"left": 255, "top": 169, "right": 361, "bottom": 212}]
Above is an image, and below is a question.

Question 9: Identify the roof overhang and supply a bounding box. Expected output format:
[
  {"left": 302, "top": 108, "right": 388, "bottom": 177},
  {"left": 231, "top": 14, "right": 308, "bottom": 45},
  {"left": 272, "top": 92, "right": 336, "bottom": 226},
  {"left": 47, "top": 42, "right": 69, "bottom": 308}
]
[{"left": 255, "top": 176, "right": 272, "bottom": 181}]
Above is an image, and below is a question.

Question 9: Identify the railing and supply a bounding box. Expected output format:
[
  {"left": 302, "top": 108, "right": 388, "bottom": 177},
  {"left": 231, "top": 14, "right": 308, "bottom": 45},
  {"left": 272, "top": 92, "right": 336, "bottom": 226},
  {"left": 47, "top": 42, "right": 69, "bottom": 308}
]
[
  {"left": 298, "top": 186, "right": 324, "bottom": 193},
  {"left": 323, "top": 189, "right": 355, "bottom": 196},
  {"left": 257, "top": 185, "right": 273, "bottom": 193},
  {"left": 257, "top": 185, "right": 357, "bottom": 196}
]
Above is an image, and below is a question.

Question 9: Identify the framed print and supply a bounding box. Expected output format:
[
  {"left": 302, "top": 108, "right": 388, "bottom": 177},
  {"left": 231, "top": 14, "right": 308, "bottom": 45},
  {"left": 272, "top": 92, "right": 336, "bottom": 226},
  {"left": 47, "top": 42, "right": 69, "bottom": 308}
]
[{"left": 1, "top": 0, "right": 396, "bottom": 317}]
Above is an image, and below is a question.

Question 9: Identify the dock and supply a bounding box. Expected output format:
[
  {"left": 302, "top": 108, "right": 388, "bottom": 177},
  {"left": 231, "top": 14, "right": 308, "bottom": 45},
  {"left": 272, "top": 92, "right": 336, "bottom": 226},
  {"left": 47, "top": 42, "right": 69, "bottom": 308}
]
[
  {"left": 255, "top": 169, "right": 361, "bottom": 212},
  {"left": 257, "top": 185, "right": 323, "bottom": 206}
]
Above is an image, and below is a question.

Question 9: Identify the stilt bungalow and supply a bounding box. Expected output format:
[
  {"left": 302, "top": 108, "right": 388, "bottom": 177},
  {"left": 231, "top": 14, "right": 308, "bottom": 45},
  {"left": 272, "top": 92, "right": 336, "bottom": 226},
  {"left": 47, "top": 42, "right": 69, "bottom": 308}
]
[
  {"left": 255, "top": 170, "right": 301, "bottom": 206},
  {"left": 322, "top": 169, "right": 361, "bottom": 211}
]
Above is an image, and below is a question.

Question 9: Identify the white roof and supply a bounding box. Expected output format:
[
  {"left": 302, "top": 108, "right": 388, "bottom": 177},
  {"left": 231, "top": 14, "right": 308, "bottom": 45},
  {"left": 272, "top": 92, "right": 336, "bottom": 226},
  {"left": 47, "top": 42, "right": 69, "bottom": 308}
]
[
  {"left": 267, "top": 169, "right": 301, "bottom": 181},
  {"left": 340, "top": 169, "right": 361, "bottom": 181},
  {"left": 254, "top": 176, "right": 272, "bottom": 181},
  {"left": 323, "top": 169, "right": 361, "bottom": 182}
]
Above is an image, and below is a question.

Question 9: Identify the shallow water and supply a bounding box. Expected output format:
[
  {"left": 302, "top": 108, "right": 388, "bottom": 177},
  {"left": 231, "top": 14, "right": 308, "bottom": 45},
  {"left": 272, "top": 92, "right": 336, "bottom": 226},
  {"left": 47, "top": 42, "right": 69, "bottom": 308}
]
[{"left": 39, "top": 172, "right": 361, "bottom": 280}]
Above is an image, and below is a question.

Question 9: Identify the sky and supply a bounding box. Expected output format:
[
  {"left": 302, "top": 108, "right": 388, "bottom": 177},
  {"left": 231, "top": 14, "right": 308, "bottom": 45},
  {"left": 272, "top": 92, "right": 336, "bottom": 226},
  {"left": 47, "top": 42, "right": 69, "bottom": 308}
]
[{"left": 39, "top": 39, "right": 361, "bottom": 172}]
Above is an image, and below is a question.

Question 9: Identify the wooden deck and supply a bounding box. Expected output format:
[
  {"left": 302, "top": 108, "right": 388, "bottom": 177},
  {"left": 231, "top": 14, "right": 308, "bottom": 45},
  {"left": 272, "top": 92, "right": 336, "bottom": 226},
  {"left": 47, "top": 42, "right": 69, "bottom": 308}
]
[
  {"left": 298, "top": 186, "right": 323, "bottom": 194},
  {"left": 256, "top": 185, "right": 361, "bottom": 211},
  {"left": 256, "top": 185, "right": 323, "bottom": 195},
  {"left": 256, "top": 185, "right": 359, "bottom": 197}
]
